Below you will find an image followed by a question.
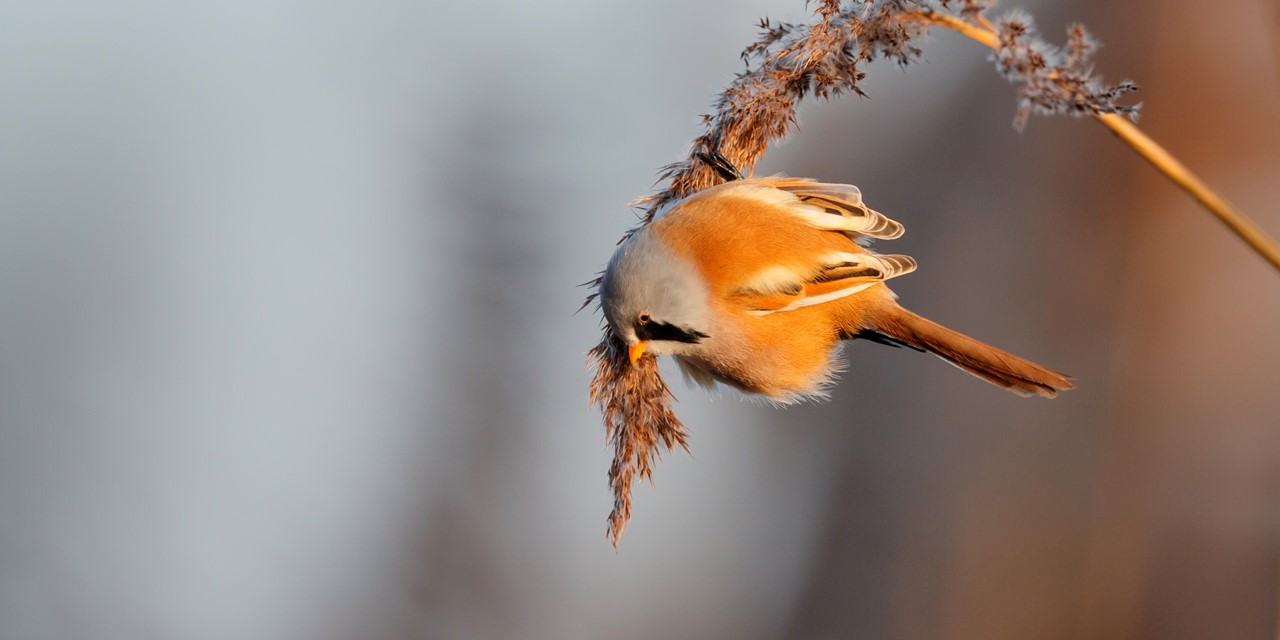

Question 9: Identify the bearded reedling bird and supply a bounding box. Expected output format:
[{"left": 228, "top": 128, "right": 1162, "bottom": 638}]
[{"left": 598, "top": 174, "right": 1073, "bottom": 402}]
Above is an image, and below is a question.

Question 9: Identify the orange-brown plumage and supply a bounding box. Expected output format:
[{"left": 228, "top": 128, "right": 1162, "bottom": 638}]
[{"left": 598, "top": 176, "right": 1072, "bottom": 402}]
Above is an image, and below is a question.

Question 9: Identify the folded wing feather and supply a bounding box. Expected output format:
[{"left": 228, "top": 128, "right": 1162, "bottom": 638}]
[
  {"left": 735, "top": 251, "right": 917, "bottom": 315},
  {"left": 765, "top": 177, "right": 905, "bottom": 240}
]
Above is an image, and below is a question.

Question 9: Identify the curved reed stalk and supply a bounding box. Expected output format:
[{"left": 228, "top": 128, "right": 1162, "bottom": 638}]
[{"left": 910, "top": 10, "right": 1280, "bottom": 271}]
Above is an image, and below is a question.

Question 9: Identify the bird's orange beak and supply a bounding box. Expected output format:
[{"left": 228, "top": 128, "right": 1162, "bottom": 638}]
[{"left": 628, "top": 340, "right": 649, "bottom": 366}]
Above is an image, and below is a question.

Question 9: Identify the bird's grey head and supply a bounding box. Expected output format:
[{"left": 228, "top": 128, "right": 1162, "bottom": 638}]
[{"left": 599, "top": 228, "right": 711, "bottom": 360}]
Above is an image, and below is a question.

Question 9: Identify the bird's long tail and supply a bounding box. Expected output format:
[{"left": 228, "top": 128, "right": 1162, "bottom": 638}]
[{"left": 862, "top": 305, "right": 1074, "bottom": 397}]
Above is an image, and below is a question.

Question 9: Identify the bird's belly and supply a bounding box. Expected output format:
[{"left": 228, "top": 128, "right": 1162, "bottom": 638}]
[{"left": 678, "top": 325, "right": 842, "bottom": 403}]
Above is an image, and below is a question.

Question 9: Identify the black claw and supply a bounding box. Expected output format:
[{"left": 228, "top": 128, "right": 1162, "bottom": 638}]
[{"left": 695, "top": 150, "right": 744, "bottom": 183}]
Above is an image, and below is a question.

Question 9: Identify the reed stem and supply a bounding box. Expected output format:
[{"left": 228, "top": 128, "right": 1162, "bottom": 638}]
[{"left": 910, "top": 10, "right": 1280, "bottom": 272}]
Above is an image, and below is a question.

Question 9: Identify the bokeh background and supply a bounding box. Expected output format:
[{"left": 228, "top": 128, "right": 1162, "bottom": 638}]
[{"left": 2, "top": 0, "right": 1278, "bottom": 638}]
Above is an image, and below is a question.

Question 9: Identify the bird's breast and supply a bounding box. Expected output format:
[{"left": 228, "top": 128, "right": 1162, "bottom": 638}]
[{"left": 691, "top": 305, "right": 844, "bottom": 402}]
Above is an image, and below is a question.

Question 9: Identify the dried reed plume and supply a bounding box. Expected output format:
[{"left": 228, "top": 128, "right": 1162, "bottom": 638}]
[{"left": 587, "top": 0, "right": 1280, "bottom": 548}]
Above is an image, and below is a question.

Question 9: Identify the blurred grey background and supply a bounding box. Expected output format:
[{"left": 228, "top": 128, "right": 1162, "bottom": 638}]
[{"left": 1, "top": 1, "right": 1278, "bottom": 638}]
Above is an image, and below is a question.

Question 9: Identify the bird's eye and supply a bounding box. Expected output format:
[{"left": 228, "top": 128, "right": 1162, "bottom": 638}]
[{"left": 637, "top": 313, "right": 651, "bottom": 325}]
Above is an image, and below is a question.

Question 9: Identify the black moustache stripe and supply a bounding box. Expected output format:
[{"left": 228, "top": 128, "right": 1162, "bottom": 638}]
[{"left": 637, "top": 321, "right": 709, "bottom": 344}]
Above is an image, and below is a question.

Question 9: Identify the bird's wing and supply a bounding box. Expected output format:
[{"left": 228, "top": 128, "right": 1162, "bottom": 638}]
[
  {"left": 731, "top": 251, "right": 917, "bottom": 314},
  {"left": 761, "top": 177, "right": 904, "bottom": 240},
  {"left": 657, "top": 177, "right": 914, "bottom": 314}
]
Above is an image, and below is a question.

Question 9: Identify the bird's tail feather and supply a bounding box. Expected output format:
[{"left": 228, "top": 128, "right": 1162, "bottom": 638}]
[{"left": 864, "top": 305, "right": 1073, "bottom": 398}]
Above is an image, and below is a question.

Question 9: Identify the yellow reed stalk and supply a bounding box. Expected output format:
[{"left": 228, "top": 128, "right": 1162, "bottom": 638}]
[{"left": 909, "top": 10, "right": 1280, "bottom": 272}]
